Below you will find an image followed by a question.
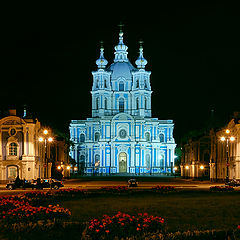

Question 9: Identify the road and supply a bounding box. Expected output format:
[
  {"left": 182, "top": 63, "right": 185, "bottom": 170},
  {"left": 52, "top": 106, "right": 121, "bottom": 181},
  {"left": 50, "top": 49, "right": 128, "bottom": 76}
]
[{"left": 0, "top": 177, "right": 230, "bottom": 195}]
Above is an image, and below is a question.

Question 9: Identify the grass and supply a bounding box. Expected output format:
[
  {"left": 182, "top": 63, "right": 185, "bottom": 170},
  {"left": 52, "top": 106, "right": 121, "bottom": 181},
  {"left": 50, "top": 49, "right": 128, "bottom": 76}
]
[{"left": 61, "top": 190, "right": 240, "bottom": 232}]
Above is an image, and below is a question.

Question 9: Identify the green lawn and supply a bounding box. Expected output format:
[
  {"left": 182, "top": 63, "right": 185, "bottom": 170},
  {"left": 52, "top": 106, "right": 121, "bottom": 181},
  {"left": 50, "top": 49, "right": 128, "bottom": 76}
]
[{"left": 62, "top": 191, "right": 240, "bottom": 232}]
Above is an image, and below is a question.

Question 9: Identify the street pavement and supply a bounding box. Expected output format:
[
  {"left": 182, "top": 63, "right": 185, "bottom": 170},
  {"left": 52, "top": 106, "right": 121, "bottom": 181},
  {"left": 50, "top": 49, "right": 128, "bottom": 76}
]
[{"left": 0, "top": 177, "right": 232, "bottom": 195}]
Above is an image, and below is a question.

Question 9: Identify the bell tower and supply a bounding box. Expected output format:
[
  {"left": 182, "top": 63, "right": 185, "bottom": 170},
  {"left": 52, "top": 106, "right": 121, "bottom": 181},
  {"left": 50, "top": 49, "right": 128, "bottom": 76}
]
[{"left": 91, "top": 42, "right": 112, "bottom": 117}]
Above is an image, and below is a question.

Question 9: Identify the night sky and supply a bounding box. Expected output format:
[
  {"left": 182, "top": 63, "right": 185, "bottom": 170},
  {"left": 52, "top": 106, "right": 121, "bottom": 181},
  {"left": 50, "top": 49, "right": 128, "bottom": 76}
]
[{"left": 1, "top": 2, "right": 239, "bottom": 142}]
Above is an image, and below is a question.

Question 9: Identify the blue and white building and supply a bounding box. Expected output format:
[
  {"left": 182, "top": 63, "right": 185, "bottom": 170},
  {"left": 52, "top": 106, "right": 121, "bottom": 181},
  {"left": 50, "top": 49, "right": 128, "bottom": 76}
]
[{"left": 69, "top": 30, "right": 176, "bottom": 175}]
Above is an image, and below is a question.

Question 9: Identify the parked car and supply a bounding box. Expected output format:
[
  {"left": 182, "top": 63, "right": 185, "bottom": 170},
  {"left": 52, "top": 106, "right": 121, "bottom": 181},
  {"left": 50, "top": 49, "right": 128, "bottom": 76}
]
[
  {"left": 6, "top": 179, "right": 32, "bottom": 190},
  {"left": 31, "top": 178, "right": 64, "bottom": 190},
  {"left": 127, "top": 179, "right": 138, "bottom": 187},
  {"left": 225, "top": 179, "right": 240, "bottom": 187}
]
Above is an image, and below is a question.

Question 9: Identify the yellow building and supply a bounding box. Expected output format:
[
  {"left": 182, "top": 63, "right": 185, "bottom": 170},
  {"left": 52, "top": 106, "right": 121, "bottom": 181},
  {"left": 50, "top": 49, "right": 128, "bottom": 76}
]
[
  {"left": 210, "top": 114, "right": 240, "bottom": 181},
  {"left": 0, "top": 109, "right": 69, "bottom": 182}
]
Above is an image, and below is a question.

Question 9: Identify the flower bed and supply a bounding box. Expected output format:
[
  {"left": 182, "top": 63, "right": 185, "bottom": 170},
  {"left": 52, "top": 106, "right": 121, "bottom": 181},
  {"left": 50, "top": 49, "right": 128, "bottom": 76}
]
[
  {"left": 151, "top": 185, "right": 176, "bottom": 193},
  {"left": 100, "top": 186, "right": 128, "bottom": 193},
  {"left": 87, "top": 211, "right": 165, "bottom": 239},
  {"left": 209, "top": 186, "right": 234, "bottom": 192},
  {"left": 0, "top": 196, "right": 71, "bottom": 225}
]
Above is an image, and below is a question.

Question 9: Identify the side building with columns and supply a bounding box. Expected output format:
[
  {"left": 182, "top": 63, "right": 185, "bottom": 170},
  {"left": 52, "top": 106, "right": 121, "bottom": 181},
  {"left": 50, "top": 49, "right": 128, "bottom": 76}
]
[
  {"left": 70, "top": 30, "right": 176, "bottom": 175},
  {"left": 0, "top": 109, "right": 70, "bottom": 182},
  {"left": 180, "top": 134, "right": 211, "bottom": 179},
  {"left": 210, "top": 114, "right": 240, "bottom": 181},
  {"left": 0, "top": 110, "right": 44, "bottom": 182}
]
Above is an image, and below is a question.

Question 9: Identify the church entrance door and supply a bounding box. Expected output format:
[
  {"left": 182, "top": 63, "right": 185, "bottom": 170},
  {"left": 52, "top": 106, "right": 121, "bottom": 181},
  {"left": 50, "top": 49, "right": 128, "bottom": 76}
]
[{"left": 119, "top": 152, "right": 127, "bottom": 173}]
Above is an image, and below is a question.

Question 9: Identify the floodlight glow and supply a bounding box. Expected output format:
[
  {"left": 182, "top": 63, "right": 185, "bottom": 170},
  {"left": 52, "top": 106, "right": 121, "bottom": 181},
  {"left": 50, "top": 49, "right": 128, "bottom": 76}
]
[
  {"left": 39, "top": 137, "right": 44, "bottom": 142},
  {"left": 230, "top": 136, "right": 235, "bottom": 142},
  {"left": 43, "top": 129, "right": 48, "bottom": 135},
  {"left": 220, "top": 136, "right": 225, "bottom": 141}
]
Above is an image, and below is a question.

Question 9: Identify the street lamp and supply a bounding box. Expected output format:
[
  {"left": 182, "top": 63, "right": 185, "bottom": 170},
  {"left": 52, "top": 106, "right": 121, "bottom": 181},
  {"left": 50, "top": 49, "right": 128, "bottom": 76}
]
[
  {"left": 39, "top": 129, "right": 53, "bottom": 179},
  {"left": 220, "top": 129, "right": 235, "bottom": 183},
  {"left": 185, "top": 165, "right": 189, "bottom": 178},
  {"left": 199, "top": 165, "right": 204, "bottom": 180}
]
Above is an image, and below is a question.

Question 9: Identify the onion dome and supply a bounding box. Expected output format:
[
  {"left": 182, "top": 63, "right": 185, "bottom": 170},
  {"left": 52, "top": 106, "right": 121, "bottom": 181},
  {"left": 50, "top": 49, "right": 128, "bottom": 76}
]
[
  {"left": 135, "top": 41, "right": 147, "bottom": 69},
  {"left": 114, "top": 30, "right": 128, "bottom": 62},
  {"left": 96, "top": 43, "right": 108, "bottom": 69}
]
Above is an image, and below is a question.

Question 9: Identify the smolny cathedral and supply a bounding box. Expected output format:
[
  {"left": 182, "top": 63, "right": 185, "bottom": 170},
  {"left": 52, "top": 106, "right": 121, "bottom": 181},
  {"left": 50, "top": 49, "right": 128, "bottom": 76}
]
[{"left": 69, "top": 29, "right": 176, "bottom": 175}]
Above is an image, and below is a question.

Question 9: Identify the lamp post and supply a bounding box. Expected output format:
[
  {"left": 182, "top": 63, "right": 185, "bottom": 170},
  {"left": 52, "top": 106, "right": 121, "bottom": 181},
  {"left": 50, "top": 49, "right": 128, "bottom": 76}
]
[
  {"left": 220, "top": 129, "right": 235, "bottom": 183},
  {"left": 39, "top": 129, "right": 53, "bottom": 179}
]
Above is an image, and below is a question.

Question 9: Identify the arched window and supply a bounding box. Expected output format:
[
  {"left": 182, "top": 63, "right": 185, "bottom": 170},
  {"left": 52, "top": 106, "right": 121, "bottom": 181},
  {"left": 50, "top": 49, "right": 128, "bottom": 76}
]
[
  {"left": 105, "top": 98, "right": 108, "bottom": 110},
  {"left": 145, "top": 97, "right": 148, "bottom": 110},
  {"left": 159, "top": 133, "right": 164, "bottom": 143},
  {"left": 119, "top": 98, "right": 124, "bottom": 112},
  {"left": 146, "top": 154, "right": 150, "bottom": 169},
  {"left": 9, "top": 143, "right": 17, "bottom": 156},
  {"left": 136, "top": 79, "right": 139, "bottom": 88},
  {"left": 160, "top": 155, "right": 164, "bottom": 168},
  {"left": 136, "top": 97, "right": 139, "bottom": 110},
  {"left": 119, "top": 81, "right": 124, "bottom": 91},
  {"left": 144, "top": 79, "right": 148, "bottom": 89},
  {"left": 104, "top": 79, "right": 107, "bottom": 88},
  {"left": 95, "top": 154, "right": 100, "bottom": 168},
  {"left": 145, "top": 132, "right": 150, "bottom": 142},
  {"left": 95, "top": 132, "right": 100, "bottom": 142},
  {"left": 96, "top": 97, "right": 99, "bottom": 110},
  {"left": 204, "top": 152, "right": 210, "bottom": 163},
  {"left": 80, "top": 134, "right": 85, "bottom": 143},
  {"left": 96, "top": 80, "right": 99, "bottom": 89},
  {"left": 80, "top": 155, "right": 85, "bottom": 162}
]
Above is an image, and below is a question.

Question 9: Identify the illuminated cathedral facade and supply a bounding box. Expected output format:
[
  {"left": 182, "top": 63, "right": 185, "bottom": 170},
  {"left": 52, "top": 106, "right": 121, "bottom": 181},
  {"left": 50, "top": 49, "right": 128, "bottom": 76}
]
[{"left": 69, "top": 30, "right": 176, "bottom": 175}]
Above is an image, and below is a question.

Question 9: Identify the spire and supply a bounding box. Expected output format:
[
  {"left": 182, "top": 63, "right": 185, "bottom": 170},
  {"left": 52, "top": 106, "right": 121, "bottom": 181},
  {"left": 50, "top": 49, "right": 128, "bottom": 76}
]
[
  {"left": 114, "top": 23, "right": 128, "bottom": 62},
  {"left": 135, "top": 40, "right": 147, "bottom": 69},
  {"left": 96, "top": 41, "right": 108, "bottom": 69}
]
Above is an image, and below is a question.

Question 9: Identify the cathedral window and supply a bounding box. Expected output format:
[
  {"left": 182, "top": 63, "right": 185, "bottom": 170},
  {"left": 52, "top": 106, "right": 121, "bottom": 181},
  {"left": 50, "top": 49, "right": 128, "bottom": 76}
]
[
  {"left": 119, "top": 98, "right": 124, "bottom": 112},
  {"left": 104, "top": 79, "right": 107, "bottom": 88},
  {"left": 144, "top": 79, "right": 148, "bottom": 89},
  {"left": 95, "top": 132, "right": 100, "bottom": 142},
  {"left": 9, "top": 143, "right": 17, "bottom": 156},
  {"left": 136, "top": 98, "right": 139, "bottom": 110},
  {"left": 160, "top": 155, "right": 164, "bottom": 168},
  {"left": 105, "top": 98, "right": 108, "bottom": 110},
  {"left": 119, "top": 81, "right": 124, "bottom": 91},
  {"left": 119, "top": 129, "right": 127, "bottom": 139},
  {"left": 146, "top": 154, "right": 150, "bottom": 169},
  {"left": 96, "top": 80, "right": 99, "bottom": 89},
  {"left": 145, "top": 97, "right": 148, "bottom": 110},
  {"left": 96, "top": 97, "right": 99, "bottom": 110},
  {"left": 145, "top": 132, "right": 150, "bottom": 142},
  {"left": 95, "top": 154, "right": 100, "bottom": 168},
  {"left": 159, "top": 133, "right": 164, "bottom": 143},
  {"left": 80, "top": 134, "right": 85, "bottom": 143},
  {"left": 136, "top": 79, "right": 139, "bottom": 88}
]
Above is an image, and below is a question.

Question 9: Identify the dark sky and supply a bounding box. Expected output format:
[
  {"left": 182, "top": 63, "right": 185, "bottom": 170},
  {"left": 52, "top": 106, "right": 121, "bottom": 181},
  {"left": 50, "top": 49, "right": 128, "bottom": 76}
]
[{"left": 1, "top": 2, "right": 240, "bottom": 142}]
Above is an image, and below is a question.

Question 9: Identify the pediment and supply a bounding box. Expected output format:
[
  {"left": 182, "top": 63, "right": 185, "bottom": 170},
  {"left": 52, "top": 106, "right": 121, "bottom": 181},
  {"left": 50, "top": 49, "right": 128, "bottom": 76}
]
[{"left": 112, "top": 113, "right": 134, "bottom": 121}]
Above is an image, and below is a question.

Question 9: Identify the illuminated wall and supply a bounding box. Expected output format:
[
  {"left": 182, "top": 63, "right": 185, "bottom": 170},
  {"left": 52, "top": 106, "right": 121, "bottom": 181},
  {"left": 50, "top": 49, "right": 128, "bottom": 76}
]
[{"left": 70, "top": 30, "right": 176, "bottom": 175}]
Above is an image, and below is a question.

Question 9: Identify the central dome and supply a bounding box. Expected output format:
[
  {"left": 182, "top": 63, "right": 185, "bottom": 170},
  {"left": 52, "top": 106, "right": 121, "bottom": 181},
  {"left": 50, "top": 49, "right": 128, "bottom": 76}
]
[{"left": 107, "top": 61, "right": 136, "bottom": 80}]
